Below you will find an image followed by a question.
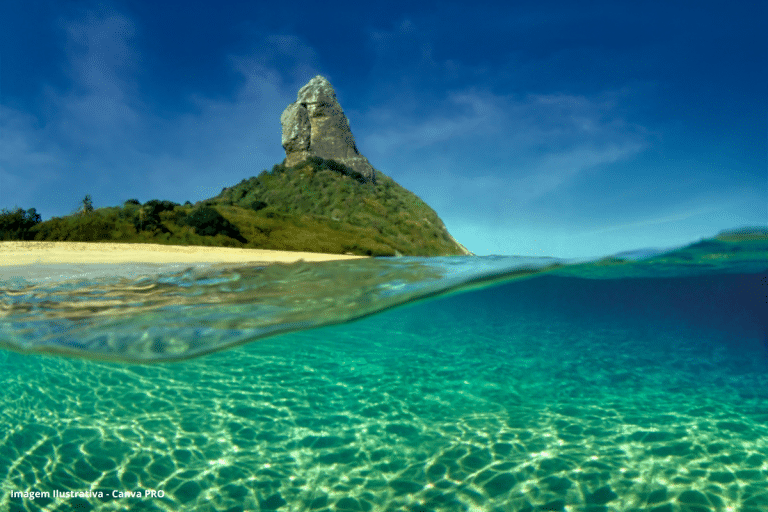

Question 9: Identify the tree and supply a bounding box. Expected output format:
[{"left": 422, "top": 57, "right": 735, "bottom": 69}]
[
  {"left": 0, "top": 207, "right": 42, "bottom": 240},
  {"left": 137, "top": 207, "right": 146, "bottom": 231},
  {"left": 81, "top": 195, "right": 94, "bottom": 215},
  {"left": 131, "top": 199, "right": 177, "bottom": 233}
]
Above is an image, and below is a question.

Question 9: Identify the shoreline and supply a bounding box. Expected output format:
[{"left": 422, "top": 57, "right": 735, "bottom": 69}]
[{"left": 0, "top": 241, "right": 368, "bottom": 266}]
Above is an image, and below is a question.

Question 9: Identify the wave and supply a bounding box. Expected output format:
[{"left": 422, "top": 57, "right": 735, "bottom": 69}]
[{"left": 1, "top": 229, "right": 766, "bottom": 363}]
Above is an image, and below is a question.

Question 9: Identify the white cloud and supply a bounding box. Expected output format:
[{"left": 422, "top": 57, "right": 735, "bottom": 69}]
[
  {"left": 0, "top": 9, "right": 317, "bottom": 218},
  {"left": 358, "top": 87, "right": 647, "bottom": 215},
  {"left": 49, "top": 12, "right": 142, "bottom": 149},
  {"left": 0, "top": 107, "right": 62, "bottom": 169},
  {"left": 0, "top": 105, "right": 67, "bottom": 211},
  {"left": 363, "top": 88, "right": 644, "bottom": 157},
  {"left": 508, "top": 142, "right": 645, "bottom": 203}
]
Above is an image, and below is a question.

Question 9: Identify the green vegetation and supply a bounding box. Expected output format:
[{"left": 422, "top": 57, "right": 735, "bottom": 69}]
[
  {"left": 183, "top": 206, "right": 247, "bottom": 243},
  {"left": 2, "top": 158, "right": 468, "bottom": 256},
  {"left": 0, "top": 207, "right": 42, "bottom": 240},
  {"left": 80, "top": 194, "right": 94, "bottom": 214}
]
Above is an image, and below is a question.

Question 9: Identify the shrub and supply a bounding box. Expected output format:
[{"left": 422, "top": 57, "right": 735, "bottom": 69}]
[
  {"left": 32, "top": 213, "right": 113, "bottom": 241},
  {"left": 251, "top": 200, "right": 268, "bottom": 212},
  {"left": 183, "top": 206, "right": 247, "bottom": 243},
  {"left": 68, "top": 215, "right": 113, "bottom": 241}
]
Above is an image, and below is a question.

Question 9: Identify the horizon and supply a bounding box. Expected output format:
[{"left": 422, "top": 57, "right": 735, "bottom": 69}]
[{"left": 1, "top": 1, "right": 765, "bottom": 258}]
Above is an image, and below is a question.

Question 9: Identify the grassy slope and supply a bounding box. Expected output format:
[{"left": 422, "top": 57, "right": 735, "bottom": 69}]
[{"left": 17, "top": 159, "right": 467, "bottom": 257}]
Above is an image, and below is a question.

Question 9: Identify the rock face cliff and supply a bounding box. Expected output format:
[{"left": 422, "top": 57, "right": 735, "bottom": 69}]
[{"left": 281, "top": 76, "right": 377, "bottom": 183}]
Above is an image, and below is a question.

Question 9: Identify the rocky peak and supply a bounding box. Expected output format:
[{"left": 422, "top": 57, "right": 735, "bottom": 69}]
[{"left": 281, "top": 75, "right": 376, "bottom": 184}]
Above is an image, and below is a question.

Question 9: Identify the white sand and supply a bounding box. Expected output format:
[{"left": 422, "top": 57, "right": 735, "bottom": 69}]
[{"left": 0, "top": 241, "right": 366, "bottom": 266}]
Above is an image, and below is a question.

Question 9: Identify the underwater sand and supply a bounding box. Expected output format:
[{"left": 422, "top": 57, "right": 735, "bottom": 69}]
[{"left": 0, "top": 235, "right": 766, "bottom": 511}]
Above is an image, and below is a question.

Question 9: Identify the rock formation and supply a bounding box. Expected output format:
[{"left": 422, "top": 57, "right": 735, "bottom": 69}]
[{"left": 281, "top": 75, "right": 377, "bottom": 183}]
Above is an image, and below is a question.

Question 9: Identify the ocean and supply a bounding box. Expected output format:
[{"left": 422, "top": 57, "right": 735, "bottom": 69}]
[{"left": 1, "top": 232, "right": 766, "bottom": 512}]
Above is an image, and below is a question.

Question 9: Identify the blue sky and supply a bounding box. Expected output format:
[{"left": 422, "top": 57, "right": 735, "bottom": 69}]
[{"left": 1, "top": 0, "right": 765, "bottom": 257}]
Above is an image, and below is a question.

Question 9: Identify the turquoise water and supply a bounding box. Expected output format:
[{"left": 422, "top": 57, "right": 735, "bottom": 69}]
[{"left": 1, "top": 232, "right": 766, "bottom": 511}]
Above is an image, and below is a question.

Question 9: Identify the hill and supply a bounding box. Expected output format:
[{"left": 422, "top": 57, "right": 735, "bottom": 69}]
[
  {"left": 2, "top": 76, "right": 472, "bottom": 257},
  {"left": 2, "top": 157, "right": 470, "bottom": 257}
]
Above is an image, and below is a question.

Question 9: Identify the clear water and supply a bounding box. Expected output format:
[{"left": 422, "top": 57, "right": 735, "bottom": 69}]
[{"left": 1, "top": 232, "right": 766, "bottom": 512}]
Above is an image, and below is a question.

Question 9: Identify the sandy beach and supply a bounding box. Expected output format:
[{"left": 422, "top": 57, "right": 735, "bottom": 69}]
[{"left": 0, "top": 241, "right": 367, "bottom": 266}]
